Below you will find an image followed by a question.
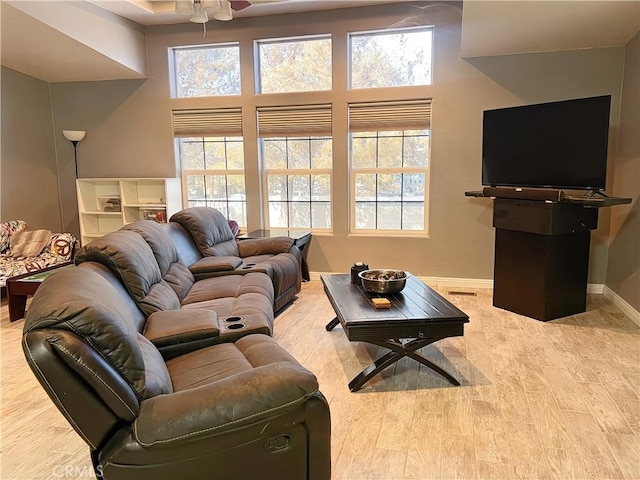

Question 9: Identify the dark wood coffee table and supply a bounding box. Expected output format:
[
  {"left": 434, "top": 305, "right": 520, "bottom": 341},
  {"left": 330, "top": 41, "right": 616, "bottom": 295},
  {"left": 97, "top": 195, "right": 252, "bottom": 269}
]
[
  {"left": 322, "top": 274, "right": 469, "bottom": 392},
  {"left": 6, "top": 262, "right": 73, "bottom": 322}
]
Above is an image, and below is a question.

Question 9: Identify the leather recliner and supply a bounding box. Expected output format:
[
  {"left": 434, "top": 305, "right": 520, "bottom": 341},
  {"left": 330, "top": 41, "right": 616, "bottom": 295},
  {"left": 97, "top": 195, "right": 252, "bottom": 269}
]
[{"left": 22, "top": 263, "right": 331, "bottom": 480}]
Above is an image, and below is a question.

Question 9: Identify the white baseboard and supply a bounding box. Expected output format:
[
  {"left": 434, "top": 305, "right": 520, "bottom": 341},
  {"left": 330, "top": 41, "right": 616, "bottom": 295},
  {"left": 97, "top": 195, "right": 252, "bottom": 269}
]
[
  {"left": 587, "top": 283, "right": 605, "bottom": 294},
  {"left": 416, "top": 277, "right": 493, "bottom": 289},
  {"left": 603, "top": 286, "right": 640, "bottom": 326}
]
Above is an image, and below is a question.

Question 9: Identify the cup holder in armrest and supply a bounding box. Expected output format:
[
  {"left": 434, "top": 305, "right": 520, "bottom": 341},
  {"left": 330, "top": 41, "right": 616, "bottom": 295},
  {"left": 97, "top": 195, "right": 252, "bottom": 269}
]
[
  {"left": 224, "top": 316, "right": 246, "bottom": 330},
  {"left": 224, "top": 316, "right": 243, "bottom": 323},
  {"left": 226, "top": 323, "right": 245, "bottom": 330}
]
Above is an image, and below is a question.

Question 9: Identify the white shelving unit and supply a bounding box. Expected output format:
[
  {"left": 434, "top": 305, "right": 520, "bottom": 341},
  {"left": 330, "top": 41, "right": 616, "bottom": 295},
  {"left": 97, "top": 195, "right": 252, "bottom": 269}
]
[{"left": 77, "top": 178, "right": 182, "bottom": 246}]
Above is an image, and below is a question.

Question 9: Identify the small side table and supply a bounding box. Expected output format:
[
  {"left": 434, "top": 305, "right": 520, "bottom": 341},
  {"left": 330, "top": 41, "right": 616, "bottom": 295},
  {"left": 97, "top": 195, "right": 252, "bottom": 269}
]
[
  {"left": 6, "top": 262, "right": 73, "bottom": 322},
  {"left": 238, "top": 229, "right": 312, "bottom": 281}
]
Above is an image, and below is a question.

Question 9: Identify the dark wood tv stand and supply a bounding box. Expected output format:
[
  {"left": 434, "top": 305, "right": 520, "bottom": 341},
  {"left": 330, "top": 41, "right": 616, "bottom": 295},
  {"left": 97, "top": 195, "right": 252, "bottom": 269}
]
[{"left": 466, "top": 190, "right": 631, "bottom": 321}]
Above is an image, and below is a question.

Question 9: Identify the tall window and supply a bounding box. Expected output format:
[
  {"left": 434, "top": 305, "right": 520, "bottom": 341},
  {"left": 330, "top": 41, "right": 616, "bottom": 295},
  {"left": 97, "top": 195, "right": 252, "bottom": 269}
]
[
  {"left": 172, "top": 43, "right": 240, "bottom": 98},
  {"left": 256, "top": 35, "right": 332, "bottom": 93},
  {"left": 179, "top": 137, "right": 247, "bottom": 226},
  {"left": 349, "top": 101, "right": 431, "bottom": 233},
  {"left": 350, "top": 27, "right": 433, "bottom": 89},
  {"left": 173, "top": 108, "right": 246, "bottom": 226},
  {"left": 170, "top": 25, "right": 434, "bottom": 237},
  {"left": 258, "top": 105, "right": 332, "bottom": 230}
]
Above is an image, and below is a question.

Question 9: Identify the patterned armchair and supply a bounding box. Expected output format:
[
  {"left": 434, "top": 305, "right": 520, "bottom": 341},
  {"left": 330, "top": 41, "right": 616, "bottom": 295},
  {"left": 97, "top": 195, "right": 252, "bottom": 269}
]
[{"left": 0, "top": 220, "right": 76, "bottom": 288}]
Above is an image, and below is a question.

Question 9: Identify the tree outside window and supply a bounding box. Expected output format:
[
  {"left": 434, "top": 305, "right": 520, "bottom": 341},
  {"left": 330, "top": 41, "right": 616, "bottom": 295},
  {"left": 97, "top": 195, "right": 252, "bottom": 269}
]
[
  {"left": 351, "top": 129, "right": 430, "bottom": 233},
  {"left": 179, "top": 137, "right": 247, "bottom": 226},
  {"left": 172, "top": 43, "right": 240, "bottom": 97}
]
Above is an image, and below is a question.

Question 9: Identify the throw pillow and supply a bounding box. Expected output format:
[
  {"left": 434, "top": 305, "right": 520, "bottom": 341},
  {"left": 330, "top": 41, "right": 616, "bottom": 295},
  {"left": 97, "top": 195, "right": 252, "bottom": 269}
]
[
  {"left": 228, "top": 219, "right": 240, "bottom": 236},
  {"left": 9, "top": 229, "right": 52, "bottom": 258},
  {"left": 0, "top": 220, "right": 27, "bottom": 254}
]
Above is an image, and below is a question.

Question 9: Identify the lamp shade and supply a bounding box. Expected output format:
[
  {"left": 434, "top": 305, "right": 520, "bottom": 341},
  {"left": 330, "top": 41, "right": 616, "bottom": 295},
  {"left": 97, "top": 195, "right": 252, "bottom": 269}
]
[{"left": 63, "top": 130, "right": 86, "bottom": 142}]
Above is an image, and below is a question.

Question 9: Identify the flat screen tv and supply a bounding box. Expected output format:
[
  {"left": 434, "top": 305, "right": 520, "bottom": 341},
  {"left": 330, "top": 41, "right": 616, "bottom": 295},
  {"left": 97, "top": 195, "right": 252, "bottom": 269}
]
[{"left": 482, "top": 95, "right": 611, "bottom": 191}]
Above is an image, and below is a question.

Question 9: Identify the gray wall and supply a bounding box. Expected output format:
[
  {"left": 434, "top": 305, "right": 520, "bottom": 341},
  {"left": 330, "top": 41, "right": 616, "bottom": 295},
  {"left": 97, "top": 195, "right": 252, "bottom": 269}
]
[
  {"left": 1, "top": 66, "right": 62, "bottom": 231},
  {"left": 49, "top": 78, "right": 149, "bottom": 234},
  {"left": 45, "top": 2, "right": 626, "bottom": 284},
  {"left": 3, "top": 2, "right": 632, "bottom": 292},
  {"left": 607, "top": 32, "right": 640, "bottom": 311}
]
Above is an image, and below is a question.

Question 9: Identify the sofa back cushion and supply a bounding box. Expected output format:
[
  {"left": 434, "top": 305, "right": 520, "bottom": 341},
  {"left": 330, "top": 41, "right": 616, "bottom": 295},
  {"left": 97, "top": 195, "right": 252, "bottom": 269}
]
[
  {"left": 163, "top": 222, "right": 203, "bottom": 268},
  {"left": 9, "top": 229, "right": 52, "bottom": 257},
  {"left": 75, "top": 230, "right": 181, "bottom": 315},
  {"left": 170, "top": 207, "right": 239, "bottom": 257},
  {"left": 122, "top": 220, "right": 195, "bottom": 302},
  {"left": 23, "top": 266, "right": 173, "bottom": 401}
]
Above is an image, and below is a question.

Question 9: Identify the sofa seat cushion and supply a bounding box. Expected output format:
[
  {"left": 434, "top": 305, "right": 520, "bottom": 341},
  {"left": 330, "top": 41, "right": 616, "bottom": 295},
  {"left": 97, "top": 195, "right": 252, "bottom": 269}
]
[
  {"left": 135, "top": 334, "right": 320, "bottom": 447},
  {"left": 181, "top": 273, "right": 274, "bottom": 306},
  {"left": 167, "top": 342, "right": 253, "bottom": 391},
  {"left": 166, "top": 334, "right": 306, "bottom": 392}
]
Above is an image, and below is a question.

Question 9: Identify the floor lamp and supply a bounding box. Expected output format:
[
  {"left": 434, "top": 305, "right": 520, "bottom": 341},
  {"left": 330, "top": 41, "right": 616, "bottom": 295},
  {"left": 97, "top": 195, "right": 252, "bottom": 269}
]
[{"left": 62, "top": 130, "right": 86, "bottom": 178}]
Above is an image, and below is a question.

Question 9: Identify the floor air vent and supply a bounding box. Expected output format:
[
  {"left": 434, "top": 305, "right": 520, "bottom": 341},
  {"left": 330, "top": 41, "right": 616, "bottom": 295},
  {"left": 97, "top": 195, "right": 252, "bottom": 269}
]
[{"left": 447, "top": 291, "right": 477, "bottom": 296}]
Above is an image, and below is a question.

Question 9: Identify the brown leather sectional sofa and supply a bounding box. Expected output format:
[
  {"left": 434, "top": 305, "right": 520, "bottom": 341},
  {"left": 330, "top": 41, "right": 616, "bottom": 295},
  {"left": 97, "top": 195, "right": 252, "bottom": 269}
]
[{"left": 22, "top": 208, "right": 330, "bottom": 480}]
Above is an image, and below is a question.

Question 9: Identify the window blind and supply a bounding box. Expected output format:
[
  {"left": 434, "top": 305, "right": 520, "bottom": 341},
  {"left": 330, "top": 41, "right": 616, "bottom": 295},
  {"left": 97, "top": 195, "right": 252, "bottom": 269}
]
[
  {"left": 172, "top": 107, "right": 243, "bottom": 137},
  {"left": 257, "top": 104, "right": 332, "bottom": 137},
  {"left": 348, "top": 99, "right": 432, "bottom": 132}
]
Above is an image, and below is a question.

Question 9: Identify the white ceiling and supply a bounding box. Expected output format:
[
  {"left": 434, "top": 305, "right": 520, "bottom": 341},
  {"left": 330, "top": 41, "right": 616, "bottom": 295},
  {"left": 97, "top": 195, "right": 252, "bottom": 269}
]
[
  {"left": 1, "top": 2, "right": 148, "bottom": 82},
  {"left": 1, "top": 1, "right": 639, "bottom": 83},
  {"left": 88, "top": 0, "right": 406, "bottom": 25},
  {"left": 461, "top": 1, "right": 640, "bottom": 58}
]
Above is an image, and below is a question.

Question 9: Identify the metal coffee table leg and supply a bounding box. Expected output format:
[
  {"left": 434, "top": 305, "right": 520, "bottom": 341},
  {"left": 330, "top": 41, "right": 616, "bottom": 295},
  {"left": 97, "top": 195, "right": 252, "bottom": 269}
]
[
  {"left": 348, "top": 336, "right": 460, "bottom": 392},
  {"left": 325, "top": 317, "right": 340, "bottom": 331}
]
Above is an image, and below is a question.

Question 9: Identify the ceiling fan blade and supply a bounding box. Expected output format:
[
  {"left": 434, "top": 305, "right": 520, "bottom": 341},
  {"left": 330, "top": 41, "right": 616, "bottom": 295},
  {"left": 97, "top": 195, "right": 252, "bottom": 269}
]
[
  {"left": 175, "top": 0, "right": 195, "bottom": 14},
  {"left": 230, "top": 1, "right": 252, "bottom": 11}
]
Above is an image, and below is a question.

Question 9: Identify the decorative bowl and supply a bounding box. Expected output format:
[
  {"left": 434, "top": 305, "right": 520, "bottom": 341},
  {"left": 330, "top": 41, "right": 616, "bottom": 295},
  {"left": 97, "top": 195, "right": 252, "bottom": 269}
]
[{"left": 358, "top": 269, "right": 408, "bottom": 294}]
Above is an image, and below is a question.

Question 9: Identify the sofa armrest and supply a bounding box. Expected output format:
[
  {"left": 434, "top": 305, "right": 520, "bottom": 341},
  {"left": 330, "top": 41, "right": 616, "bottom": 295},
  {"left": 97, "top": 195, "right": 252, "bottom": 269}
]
[
  {"left": 188, "top": 256, "right": 243, "bottom": 275},
  {"left": 134, "top": 362, "right": 318, "bottom": 446},
  {"left": 237, "top": 237, "right": 294, "bottom": 257},
  {"left": 143, "top": 310, "right": 219, "bottom": 348}
]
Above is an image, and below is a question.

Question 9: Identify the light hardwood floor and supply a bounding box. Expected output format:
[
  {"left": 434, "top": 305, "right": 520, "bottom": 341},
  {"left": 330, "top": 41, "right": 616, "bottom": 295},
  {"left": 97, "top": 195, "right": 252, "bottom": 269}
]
[{"left": 1, "top": 282, "right": 639, "bottom": 479}]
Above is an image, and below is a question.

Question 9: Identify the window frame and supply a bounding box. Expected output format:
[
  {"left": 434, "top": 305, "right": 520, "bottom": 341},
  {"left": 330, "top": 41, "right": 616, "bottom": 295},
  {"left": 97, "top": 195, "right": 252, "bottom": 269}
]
[
  {"left": 349, "top": 129, "right": 431, "bottom": 235},
  {"left": 254, "top": 34, "right": 333, "bottom": 94},
  {"left": 178, "top": 136, "right": 248, "bottom": 227},
  {"left": 170, "top": 42, "right": 241, "bottom": 99},
  {"left": 260, "top": 135, "right": 333, "bottom": 232},
  {"left": 348, "top": 26, "right": 434, "bottom": 90}
]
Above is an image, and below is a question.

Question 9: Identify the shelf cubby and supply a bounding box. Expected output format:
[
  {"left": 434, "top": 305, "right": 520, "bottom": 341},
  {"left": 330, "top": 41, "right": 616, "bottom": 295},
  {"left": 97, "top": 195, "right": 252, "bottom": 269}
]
[{"left": 77, "top": 178, "right": 182, "bottom": 246}]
